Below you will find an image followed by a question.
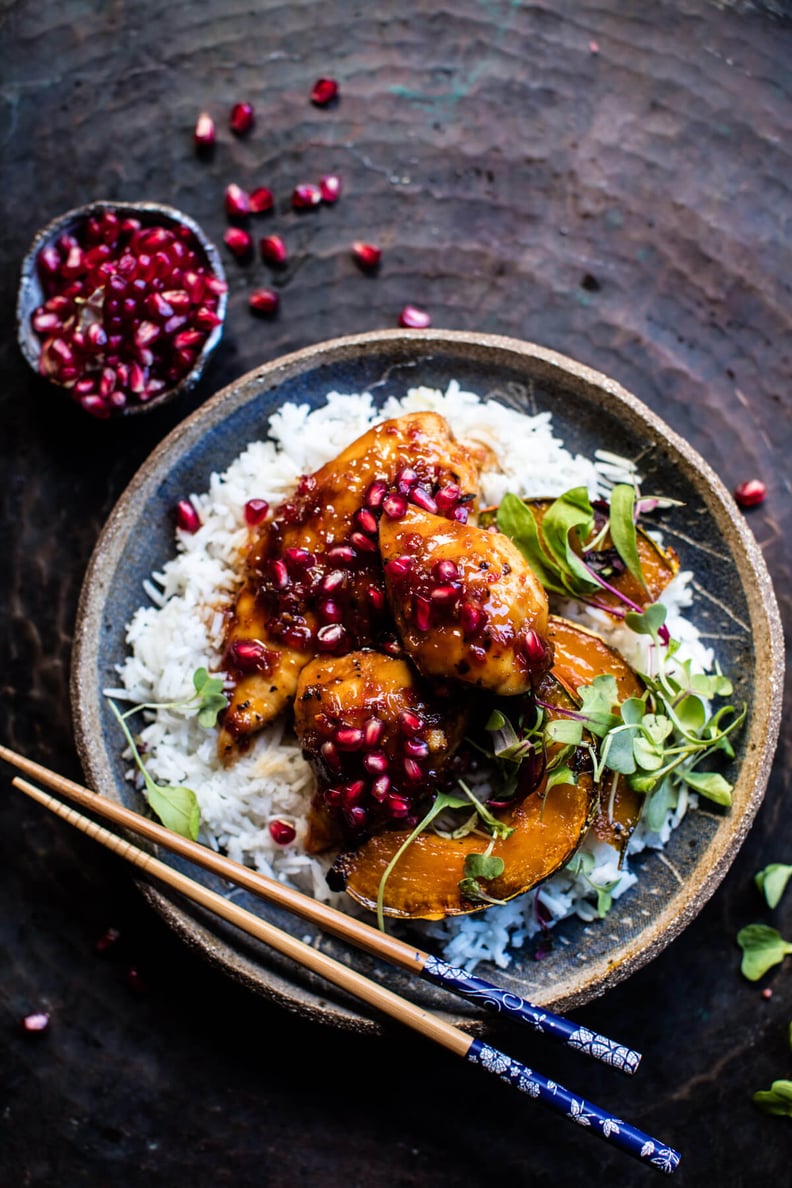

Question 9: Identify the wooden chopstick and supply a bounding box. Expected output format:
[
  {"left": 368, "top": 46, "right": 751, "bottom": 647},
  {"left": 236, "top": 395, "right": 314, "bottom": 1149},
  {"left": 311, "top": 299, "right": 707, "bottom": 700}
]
[
  {"left": 0, "top": 743, "right": 640, "bottom": 1075},
  {"left": 10, "top": 772, "right": 681, "bottom": 1174}
]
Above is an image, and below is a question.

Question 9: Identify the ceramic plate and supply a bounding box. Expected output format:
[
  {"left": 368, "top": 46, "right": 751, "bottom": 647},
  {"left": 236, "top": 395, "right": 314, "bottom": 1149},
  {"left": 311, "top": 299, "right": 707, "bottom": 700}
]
[{"left": 71, "top": 330, "right": 784, "bottom": 1035}]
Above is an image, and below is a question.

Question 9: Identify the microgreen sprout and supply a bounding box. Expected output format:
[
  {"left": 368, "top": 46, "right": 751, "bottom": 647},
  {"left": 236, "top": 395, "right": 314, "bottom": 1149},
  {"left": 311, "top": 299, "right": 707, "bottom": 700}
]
[
  {"left": 106, "top": 667, "right": 226, "bottom": 840},
  {"left": 737, "top": 924, "right": 792, "bottom": 981}
]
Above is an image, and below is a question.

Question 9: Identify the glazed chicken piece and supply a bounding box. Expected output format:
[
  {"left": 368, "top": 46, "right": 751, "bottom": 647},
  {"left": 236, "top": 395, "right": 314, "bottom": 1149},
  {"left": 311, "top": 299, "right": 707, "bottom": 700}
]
[
  {"left": 218, "top": 412, "right": 482, "bottom": 759},
  {"left": 379, "top": 505, "right": 552, "bottom": 696},
  {"left": 294, "top": 650, "right": 469, "bottom": 848}
]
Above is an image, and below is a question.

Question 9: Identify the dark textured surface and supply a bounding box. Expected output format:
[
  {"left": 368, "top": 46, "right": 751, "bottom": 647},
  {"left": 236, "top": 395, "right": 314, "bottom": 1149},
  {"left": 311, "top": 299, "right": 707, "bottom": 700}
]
[{"left": 1, "top": 1, "right": 790, "bottom": 1185}]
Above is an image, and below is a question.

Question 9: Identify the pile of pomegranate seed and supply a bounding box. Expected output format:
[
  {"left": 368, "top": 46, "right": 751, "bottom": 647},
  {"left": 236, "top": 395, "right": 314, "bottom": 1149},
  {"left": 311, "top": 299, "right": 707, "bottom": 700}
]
[
  {"left": 30, "top": 207, "right": 227, "bottom": 417},
  {"left": 733, "top": 479, "right": 767, "bottom": 508}
]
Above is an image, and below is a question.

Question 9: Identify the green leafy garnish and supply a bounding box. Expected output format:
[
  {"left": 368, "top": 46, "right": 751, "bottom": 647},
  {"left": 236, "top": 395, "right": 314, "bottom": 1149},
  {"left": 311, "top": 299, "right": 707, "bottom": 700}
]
[
  {"left": 756, "top": 864, "right": 792, "bottom": 910},
  {"left": 108, "top": 699, "right": 201, "bottom": 840},
  {"left": 105, "top": 666, "right": 226, "bottom": 840},
  {"left": 753, "top": 1081, "right": 792, "bottom": 1117},
  {"left": 737, "top": 924, "right": 792, "bottom": 981},
  {"left": 608, "top": 483, "right": 646, "bottom": 588},
  {"left": 459, "top": 852, "right": 507, "bottom": 905}
]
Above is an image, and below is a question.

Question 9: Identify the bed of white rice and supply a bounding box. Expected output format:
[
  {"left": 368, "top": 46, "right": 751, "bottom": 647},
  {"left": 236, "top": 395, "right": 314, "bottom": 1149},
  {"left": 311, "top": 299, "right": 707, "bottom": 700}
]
[{"left": 110, "top": 382, "right": 714, "bottom": 969}]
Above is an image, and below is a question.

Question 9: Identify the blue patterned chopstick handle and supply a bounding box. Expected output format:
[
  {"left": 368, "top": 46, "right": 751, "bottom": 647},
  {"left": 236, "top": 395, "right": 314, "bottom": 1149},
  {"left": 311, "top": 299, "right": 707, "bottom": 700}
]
[
  {"left": 468, "top": 1039, "right": 681, "bottom": 1174},
  {"left": 422, "top": 956, "right": 641, "bottom": 1075}
]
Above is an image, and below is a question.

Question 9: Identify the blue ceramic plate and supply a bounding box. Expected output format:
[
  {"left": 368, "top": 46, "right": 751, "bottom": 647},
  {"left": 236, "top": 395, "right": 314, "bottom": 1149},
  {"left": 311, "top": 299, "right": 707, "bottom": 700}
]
[{"left": 71, "top": 329, "right": 784, "bottom": 1034}]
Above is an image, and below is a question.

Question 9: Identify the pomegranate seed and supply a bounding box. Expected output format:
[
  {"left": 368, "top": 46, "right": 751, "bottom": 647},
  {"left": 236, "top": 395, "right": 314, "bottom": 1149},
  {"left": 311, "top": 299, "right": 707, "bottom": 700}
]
[
  {"left": 335, "top": 726, "right": 363, "bottom": 751},
  {"left": 260, "top": 234, "right": 288, "bottom": 265},
  {"left": 451, "top": 505, "right": 469, "bottom": 524},
  {"left": 310, "top": 77, "right": 339, "bottom": 106},
  {"left": 366, "top": 584, "right": 385, "bottom": 611},
  {"left": 388, "top": 794, "right": 411, "bottom": 817},
  {"left": 459, "top": 602, "right": 486, "bottom": 635},
  {"left": 363, "top": 718, "right": 384, "bottom": 748},
  {"left": 22, "top": 1012, "right": 50, "bottom": 1033},
  {"left": 364, "top": 479, "right": 388, "bottom": 509},
  {"left": 31, "top": 310, "right": 62, "bottom": 334},
  {"left": 734, "top": 479, "right": 767, "bottom": 508},
  {"left": 244, "top": 499, "right": 270, "bottom": 526},
  {"left": 370, "top": 775, "right": 391, "bottom": 802},
  {"left": 435, "top": 484, "right": 461, "bottom": 513},
  {"left": 269, "top": 819, "right": 296, "bottom": 845},
  {"left": 173, "top": 329, "right": 204, "bottom": 351},
  {"left": 194, "top": 112, "right": 216, "bottom": 148},
  {"left": 382, "top": 492, "right": 408, "bottom": 519},
  {"left": 352, "top": 242, "right": 381, "bottom": 269},
  {"left": 403, "top": 758, "right": 424, "bottom": 783},
  {"left": 193, "top": 306, "right": 223, "bottom": 330},
  {"left": 342, "top": 780, "right": 366, "bottom": 807},
  {"left": 37, "top": 244, "right": 62, "bottom": 277},
  {"left": 291, "top": 183, "right": 322, "bottom": 210},
  {"left": 176, "top": 500, "right": 201, "bottom": 533},
  {"left": 321, "top": 569, "right": 346, "bottom": 594},
  {"left": 80, "top": 395, "right": 112, "bottom": 419},
  {"left": 320, "top": 740, "right": 341, "bottom": 769},
  {"left": 230, "top": 640, "right": 270, "bottom": 672},
  {"left": 385, "top": 555, "right": 413, "bottom": 579},
  {"left": 410, "top": 487, "right": 438, "bottom": 514},
  {"left": 249, "top": 186, "right": 275, "bottom": 214},
  {"left": 324, "top": 787, "right": 343, "bottom": 806},
  {"left": 433, "top": 559, "right": 459, "bottom": 582},
  {"left": 319, "top": 174, "right": 342, "bottom": 203},
  {"left": 405, "top": 738, "right": 429, "bottom": 759},
  {"left": 364, "top": 752, "right": 388, "bottom": 775},
  {"left": 95, "top": 926, "right": 121, "bottom": 953},
  {"left": 224, "top": 227, "right": 253, "bottom": 259},
  {"left": 397, "top": 469, "right": 420, "bottom": 497},
  {"left": 522, "top": 628, "right": 548, "bottom": 665},
  {"left": 355, "top": 507, "right": 378, "bottom": 536},
  {"left": 383, "top": 638, "right": 403, "bottom": 657},
  {"left": 398, "top": 709, "right": 423, "bottom": 736},
  {"left": 319, "top": 599, "right": 342, "bottom": 623},
  {"left": 398, "top": 305, "right": 431, "bottom": 329},
  {"left": 413, "top": 594, "right": 432, "bottom": 631},
  {"left": 326, "top": 544, "right": 356, "bottom": 563},
  {"left": 249, "top": 288, "right": 279, "bottom": 315},
  {"left": 345, "top": 805, "right": 368, "bottom": 829},
  {"left": 431, "top": 584, "right": 460, "bottom": 606},
  {"left": 350, "top": 531, "right": 378, "bottom": 553},
  {"left": 316, "top": 623, "right": 348, "bottom": 651},
  {"left": 225, "top": 183, "right": 252, "bottom": 218},
  {"left": 271, "top": 559, "right": 290, "bottom": 588},
  {"left": 283, "top": 624, "right": 313, "bottom": 650},
  {"left": 284, "top": 546, "right": 314, "bottom": 569},
  {"left": 229, "top": 101, "right": 255, "bottom": 135},
  {"left": 126, "top": 967, "right": 146, "bottom": 993}
]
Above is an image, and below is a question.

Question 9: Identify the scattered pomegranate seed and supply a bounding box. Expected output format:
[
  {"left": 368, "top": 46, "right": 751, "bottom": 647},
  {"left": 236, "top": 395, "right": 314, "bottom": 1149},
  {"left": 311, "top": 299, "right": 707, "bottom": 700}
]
[
  {"left": 231, "top": 640, "right": 272, "bottom": 671},
  {"left": 364, "top": 751, "right": 389, "bottom": 775},
  {"left": 291, "top": 183, "right": 323, "bottom": 210},
  {"left": 249, "top": 288, "right": 280, "bottom": 315},
  {"left": 761, "top": 987, "right": 773, "bottom": 1000},
  {"left": 319, "top": 174, "right": 342, "bottom": 203},
  {"left": 352, "top": 242, "right": 381, "bottom": 270},
  {"left": 260, "top": 234, "right": 288, "bottom": 266},
  {"left": 410, "top": 486, "right": 438, "bottom": 514},
  {"left": 126, "top": 967, "right": 146, "bottom": 993},
  {"left": 370, "top": 775, "right": 391, "bottom": 802},
  {"left": 522, "top": 628, "right": 548, "bottom": 665},
  {"left": 363, "top": 718, "right": 384, "bottom": 747},
  {"left": 229, "top": 101, "right": 255, "bottom": 135},
  {"left": 95, "top": 926, "right": 121, "bottom": 953},
  {"left": 249, "top": 186, "right": 275, "bottom": 214},
  {"left": 382, "top": 492, "right": 408, "bottom": 520},
  {"left": 224, "top": 227, "right": 253, "bottom": 260},
  {"left": 335, "top": 726, "right": 364, "bottom": 751},
  {"left": 225, "top": 183, "right": 252, "bottom": 218},
  {"left": 22, "top": 1012, "right": 50, "bottom": 1033},
  {"left": 398, "top": 305, "right": 431, "bottom": 329},
  {"left": 316, "top": 623, "right": 349, "bottom": 651},
  {"left": 311, "top": 77, "right": 339, "bottom": 106},
  {"left": 194, "top": 112, "right": 216, "bottom": 148},
  {"left": 269, "top": 819, "right": 296, "bottom": 845},
  {"left": 733, "top": 479, "right": 767, "bottom": 508},
  {"left": 175, "top": 499, "right": 201, "bottom": 533},
  {"left": 433, "top": 559, "right": 459, "bottom": 582},
  {"left": 398, "top": 709, "right": 423, "bottom": 736}
]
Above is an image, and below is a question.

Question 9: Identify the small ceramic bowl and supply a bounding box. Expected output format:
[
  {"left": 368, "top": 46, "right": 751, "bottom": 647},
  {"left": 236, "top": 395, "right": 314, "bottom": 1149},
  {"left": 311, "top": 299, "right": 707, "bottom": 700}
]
[
  {"left": 17, "top": 200, "right": 227, "bottom": 417},
  {"left": 71, "top": 330, "right": 784, "bottom": 1034}
]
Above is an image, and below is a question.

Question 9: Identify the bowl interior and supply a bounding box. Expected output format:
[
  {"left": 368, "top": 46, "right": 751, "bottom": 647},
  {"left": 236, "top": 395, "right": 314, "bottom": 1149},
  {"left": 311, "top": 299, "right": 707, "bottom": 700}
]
[
  {"left": 16, "top": 200, "right": 227, "bottom": 416},
  {"left": 71, "top": 330, "right": 784, "bottom": 1034}
]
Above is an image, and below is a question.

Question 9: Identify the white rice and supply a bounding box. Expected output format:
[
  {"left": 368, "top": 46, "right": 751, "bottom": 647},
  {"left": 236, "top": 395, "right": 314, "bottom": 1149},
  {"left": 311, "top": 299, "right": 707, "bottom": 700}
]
[{"left": 111, "top": 381, "right": 711, "bottom": 970}]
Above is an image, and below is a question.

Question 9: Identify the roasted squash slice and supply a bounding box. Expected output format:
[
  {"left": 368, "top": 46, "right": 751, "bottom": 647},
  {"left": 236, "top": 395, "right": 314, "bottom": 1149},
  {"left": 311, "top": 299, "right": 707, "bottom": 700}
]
[
  {"left": 333, "top": 667, "right": 597, "bottom": 920},
  {"left": 547, "top": 615, "right": 644, "bottom": 853}
]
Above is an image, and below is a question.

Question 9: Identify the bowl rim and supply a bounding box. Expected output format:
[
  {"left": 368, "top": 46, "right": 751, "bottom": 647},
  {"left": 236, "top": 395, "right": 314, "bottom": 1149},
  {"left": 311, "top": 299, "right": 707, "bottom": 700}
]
[
  {"left": 70, "top": 328, "right": 786, "bottom": 1034},
  {"left": 16, "top": 199, "right": 227, "bottom": 417}
]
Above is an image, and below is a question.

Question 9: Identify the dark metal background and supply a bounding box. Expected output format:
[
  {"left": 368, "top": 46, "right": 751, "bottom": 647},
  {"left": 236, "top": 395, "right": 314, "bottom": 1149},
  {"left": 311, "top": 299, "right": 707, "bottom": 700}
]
[{"left": 1, "top": 2, "right": 789, "bottom": 1184}]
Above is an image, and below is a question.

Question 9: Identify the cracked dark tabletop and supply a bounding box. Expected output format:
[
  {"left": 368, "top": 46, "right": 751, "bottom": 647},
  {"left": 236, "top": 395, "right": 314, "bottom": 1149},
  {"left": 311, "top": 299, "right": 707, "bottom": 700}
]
[{"left": 1, "top": 2, "right": 790, "bottom": 1185}]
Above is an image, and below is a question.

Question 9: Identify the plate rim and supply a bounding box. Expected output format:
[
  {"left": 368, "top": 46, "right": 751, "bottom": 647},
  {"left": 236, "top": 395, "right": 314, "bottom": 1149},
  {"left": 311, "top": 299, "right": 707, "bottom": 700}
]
[{"left": 70, "top": 328, "right": 786, "bottom": 1035}]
